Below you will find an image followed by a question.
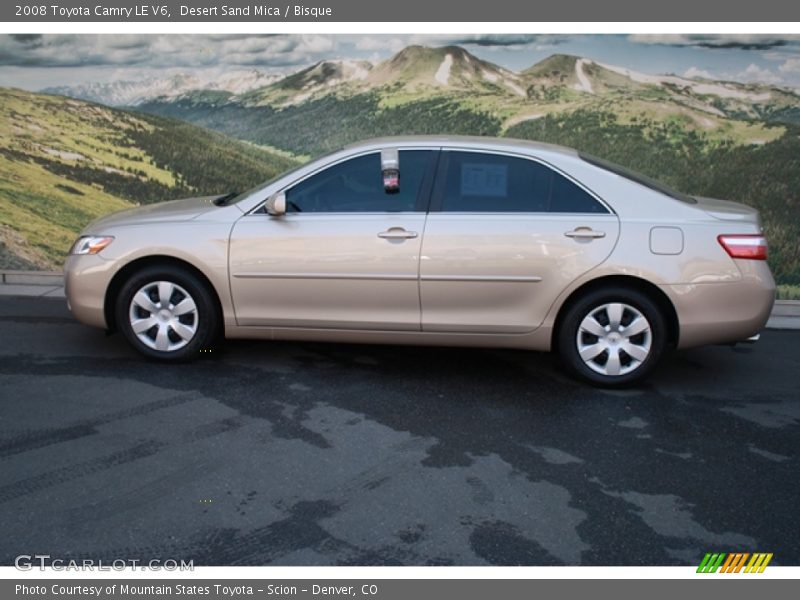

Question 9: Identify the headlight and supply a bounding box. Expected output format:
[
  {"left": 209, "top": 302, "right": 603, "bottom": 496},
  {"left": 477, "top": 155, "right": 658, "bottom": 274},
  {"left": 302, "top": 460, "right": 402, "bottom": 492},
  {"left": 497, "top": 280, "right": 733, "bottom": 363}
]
[{"left": 70, "top": 235, "right": 115, "bottom": 255}]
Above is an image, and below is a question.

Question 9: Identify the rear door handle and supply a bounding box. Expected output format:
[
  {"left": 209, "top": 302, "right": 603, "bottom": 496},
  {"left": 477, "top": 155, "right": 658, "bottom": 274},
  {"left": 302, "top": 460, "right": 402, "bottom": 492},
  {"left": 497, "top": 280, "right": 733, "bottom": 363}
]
[
  {"left": 378, "top": 228, "right": 418, "bottom": 240},
  {"left": 565, "top": 228, "right": 606, "bottom": 239}
]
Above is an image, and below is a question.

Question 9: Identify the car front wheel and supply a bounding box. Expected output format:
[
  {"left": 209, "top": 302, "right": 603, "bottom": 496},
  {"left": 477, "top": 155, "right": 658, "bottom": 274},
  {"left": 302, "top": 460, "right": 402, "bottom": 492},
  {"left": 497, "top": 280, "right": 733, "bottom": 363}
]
[
  {"left": 558, "top": 287, "right": 667, "bottom": 387},
  {"left": 116, "top": 266, "right": 218, "bottom": 361}
]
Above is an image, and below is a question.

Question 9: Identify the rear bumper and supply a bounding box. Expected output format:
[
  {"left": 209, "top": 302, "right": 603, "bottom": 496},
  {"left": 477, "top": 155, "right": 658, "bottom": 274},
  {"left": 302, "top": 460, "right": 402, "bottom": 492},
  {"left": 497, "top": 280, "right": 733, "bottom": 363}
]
[{"left": 663, "top": 260, "right": 775, "bottom": 349}]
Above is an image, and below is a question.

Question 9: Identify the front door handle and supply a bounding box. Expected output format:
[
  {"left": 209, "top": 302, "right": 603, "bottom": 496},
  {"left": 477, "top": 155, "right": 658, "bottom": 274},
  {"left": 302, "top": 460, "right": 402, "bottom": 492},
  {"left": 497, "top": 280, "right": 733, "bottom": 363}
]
[
  {"left": 565, "top": 227, "right": 606, "bottom": 239},
  {"left": 378, "top": 228, "right": 418, "bottom": 240}
]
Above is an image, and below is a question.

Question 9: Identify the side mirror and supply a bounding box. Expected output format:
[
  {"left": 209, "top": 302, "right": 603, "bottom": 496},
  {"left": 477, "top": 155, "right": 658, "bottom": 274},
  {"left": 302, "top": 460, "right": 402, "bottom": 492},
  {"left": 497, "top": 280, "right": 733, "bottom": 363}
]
[
  {"left": 381, "top": 148, "right": 400, "bottom": 194},
  {"left": 265, "top": 192, "right": 286, "bottom": 216}
]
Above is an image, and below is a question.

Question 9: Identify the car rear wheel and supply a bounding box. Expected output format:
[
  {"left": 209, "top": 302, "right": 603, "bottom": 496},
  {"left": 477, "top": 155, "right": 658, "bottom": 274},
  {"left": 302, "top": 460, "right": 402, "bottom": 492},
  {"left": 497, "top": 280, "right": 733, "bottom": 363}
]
[
  {"left": 557, "top": 287, "right": 667, "bottom": 387},
  {"left": 116, "top": 266, "right": 218, "bottom": 361}
]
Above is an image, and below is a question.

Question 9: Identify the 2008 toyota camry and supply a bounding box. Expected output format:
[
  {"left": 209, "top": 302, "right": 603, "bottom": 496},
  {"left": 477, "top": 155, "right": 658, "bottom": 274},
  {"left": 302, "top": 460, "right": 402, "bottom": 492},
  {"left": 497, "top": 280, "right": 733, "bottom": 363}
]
[{"left": 64, "top": 136, "right": 775, "bottom": 386}]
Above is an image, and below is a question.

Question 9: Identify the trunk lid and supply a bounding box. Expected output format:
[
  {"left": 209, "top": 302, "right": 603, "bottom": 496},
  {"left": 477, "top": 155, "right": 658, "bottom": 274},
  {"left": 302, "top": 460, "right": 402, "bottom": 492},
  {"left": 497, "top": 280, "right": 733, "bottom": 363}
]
[{"left": 693, "top": 196, "right": 761, "bottom": 224}]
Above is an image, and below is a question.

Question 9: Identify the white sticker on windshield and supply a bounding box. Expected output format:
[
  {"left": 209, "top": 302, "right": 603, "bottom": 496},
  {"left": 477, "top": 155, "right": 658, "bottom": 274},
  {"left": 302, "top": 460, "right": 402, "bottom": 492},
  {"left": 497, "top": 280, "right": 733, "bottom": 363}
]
[{"left": 461, "top": 163, "right": 508, "bottom": 197}]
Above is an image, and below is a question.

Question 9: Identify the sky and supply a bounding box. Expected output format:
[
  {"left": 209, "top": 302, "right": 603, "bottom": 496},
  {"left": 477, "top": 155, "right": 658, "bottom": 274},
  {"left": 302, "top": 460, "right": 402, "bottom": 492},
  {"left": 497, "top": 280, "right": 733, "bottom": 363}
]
[{"left": 1, "top": 34, "right": 800, "bottom": 90}]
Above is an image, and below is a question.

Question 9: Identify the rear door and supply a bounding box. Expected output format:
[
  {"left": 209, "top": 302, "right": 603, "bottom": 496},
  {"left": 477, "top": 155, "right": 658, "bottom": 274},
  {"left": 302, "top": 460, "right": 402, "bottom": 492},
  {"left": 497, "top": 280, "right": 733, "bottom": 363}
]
[{"left": 419, "top": 149, "right": 620, "bottom": 333}]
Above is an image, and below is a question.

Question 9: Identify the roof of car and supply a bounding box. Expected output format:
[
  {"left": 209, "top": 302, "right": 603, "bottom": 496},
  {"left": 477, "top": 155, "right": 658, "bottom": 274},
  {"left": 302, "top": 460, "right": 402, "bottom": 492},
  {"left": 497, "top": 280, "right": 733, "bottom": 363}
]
[{"left": 343, "top": 135, "right": 579, "bottom": 158}]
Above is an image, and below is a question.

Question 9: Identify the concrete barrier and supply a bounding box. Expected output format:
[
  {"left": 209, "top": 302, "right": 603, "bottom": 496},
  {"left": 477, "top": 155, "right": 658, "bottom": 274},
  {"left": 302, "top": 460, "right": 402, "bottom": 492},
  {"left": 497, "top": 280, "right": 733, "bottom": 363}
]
[{"left": 0, "top": 270, "right": 62, "bottom": 285}]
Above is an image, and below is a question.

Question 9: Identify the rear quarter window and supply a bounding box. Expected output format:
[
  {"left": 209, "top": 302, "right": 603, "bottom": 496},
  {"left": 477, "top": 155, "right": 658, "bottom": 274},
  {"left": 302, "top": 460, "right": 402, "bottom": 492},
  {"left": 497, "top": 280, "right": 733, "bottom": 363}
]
[{"left": 579, "top": 152, "right": 697, "bottom": 204}]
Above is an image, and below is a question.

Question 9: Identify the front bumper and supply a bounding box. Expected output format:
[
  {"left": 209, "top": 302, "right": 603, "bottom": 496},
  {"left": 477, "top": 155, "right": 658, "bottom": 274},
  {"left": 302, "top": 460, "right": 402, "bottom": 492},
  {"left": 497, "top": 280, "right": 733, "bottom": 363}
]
[{"left": 63, "top": 253, "right": 117, "bottom": 329}]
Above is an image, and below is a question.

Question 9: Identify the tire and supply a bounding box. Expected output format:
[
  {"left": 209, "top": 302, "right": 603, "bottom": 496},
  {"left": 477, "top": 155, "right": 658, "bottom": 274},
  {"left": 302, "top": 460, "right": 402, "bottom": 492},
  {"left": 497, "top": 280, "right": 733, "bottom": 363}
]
[
  {"left": 115, "top": 265, "right": 219, "bottom": 361},
  {"left": 557, "top": 286, "right": 667, "bottom": 387}
]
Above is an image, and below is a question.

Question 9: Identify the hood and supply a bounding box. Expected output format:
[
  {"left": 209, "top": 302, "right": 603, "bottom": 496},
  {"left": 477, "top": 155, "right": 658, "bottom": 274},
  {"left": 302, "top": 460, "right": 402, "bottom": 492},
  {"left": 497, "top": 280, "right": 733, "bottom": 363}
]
[
  {"left": 83, "top": 195, "right": 224, "bottom": 233},
  {"left": 692, "top": 196, "right": 761, "bottom": 224}
]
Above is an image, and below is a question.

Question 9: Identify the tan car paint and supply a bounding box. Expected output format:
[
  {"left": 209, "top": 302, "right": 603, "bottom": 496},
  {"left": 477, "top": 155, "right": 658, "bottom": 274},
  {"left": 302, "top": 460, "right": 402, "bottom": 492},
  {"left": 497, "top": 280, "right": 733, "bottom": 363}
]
[
  {"left": 65, "top": 136, "right": 775, "bottom": 356},
  {"left": 66, "top": 218, "right": 238, "bottom": 330}
]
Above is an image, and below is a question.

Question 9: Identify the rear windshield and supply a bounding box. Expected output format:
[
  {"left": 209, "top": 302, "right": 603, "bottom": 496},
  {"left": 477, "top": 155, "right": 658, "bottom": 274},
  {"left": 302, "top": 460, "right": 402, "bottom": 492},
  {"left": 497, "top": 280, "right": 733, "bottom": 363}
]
[{"left": 579, "top": 152, "right": 697, "bottom": 204}]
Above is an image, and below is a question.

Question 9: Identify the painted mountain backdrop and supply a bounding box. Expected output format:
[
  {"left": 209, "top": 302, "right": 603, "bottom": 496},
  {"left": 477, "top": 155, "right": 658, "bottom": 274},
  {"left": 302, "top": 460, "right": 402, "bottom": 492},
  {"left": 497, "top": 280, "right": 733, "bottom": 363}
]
[{"left": 3, "top": 45, "right": 800, "bottom": 285}]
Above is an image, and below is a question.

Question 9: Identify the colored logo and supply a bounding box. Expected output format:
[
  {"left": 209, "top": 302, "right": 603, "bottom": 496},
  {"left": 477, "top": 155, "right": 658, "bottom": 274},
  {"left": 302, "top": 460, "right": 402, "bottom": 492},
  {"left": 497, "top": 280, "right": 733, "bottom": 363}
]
[{"left": 697, "top": 552, "right": 773, "bottom": 573}]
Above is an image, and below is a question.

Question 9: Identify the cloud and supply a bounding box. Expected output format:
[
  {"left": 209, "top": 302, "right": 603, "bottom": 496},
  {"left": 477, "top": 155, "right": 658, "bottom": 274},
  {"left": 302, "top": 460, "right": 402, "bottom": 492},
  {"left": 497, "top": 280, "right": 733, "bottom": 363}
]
[
  {"left": 683, "top": 67, "right": 715, "bottom": 80},
  {"left": 445, "top": 34, "right": 570, "bottom": 48},
  {"left": 628, "top": 34, "right": 800, "bottom": 50},
  {"left": 354, "top": 37, "right": 408, "bottom": 53},
  {"left": 778, "top": 58, "right": 800, "bottom": 73},
  {"left": 0, "top": 34, "right": 338, "bottom": 69},
  {"left": 9, "top": 34, "right": 42, "bottom": 44},
  {"left": 737, "top": 64, "right": 782, "bottom": 84},
  {"left": 350, "top": 33, "right": 570, "bottom": 53}
]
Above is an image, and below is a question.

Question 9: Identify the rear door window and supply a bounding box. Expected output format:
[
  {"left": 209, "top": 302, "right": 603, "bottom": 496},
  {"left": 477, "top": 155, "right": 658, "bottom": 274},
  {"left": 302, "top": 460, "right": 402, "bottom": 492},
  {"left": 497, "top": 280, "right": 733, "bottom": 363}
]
[{"left": 437, "top": 151, "right": 608, "bottom": 214}]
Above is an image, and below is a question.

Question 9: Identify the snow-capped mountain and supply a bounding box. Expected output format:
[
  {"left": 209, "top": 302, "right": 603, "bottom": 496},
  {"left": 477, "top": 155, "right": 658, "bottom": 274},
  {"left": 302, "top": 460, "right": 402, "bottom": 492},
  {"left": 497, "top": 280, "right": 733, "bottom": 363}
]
[
  {"left": 522, "top": 54, "right": 779, "bottom": 100},
  {"left": 240, "top": 59, "right": 374, "bottom": 106},
  {"left": 365, "top": 45, "right": 525, "bottom": 95},
  {"left": 43, "top": 69, "right": 283, "bottom": 106}
]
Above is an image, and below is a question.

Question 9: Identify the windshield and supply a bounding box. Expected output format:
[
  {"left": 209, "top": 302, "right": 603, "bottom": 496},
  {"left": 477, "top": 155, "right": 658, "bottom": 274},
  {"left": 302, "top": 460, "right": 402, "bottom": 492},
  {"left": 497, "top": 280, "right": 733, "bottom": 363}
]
[
  {"left": 579, "top": 152, "right": 697, "bottom": 204},
  {"left": 225, "top": 163, "right": 306, "bottom": 205},
  {"left": 225, "top": 149, "right": 340, "bottom": 205}
]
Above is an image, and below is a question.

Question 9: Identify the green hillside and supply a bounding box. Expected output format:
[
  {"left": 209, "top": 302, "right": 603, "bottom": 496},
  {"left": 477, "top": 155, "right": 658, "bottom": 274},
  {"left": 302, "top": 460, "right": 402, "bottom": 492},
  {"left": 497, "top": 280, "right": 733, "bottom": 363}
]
[
  {"left": 0, "top": 87, "right": 298, "bottom": 269},
  {"left": 143, "top": 92, "right": 503, "bottom": 156}
]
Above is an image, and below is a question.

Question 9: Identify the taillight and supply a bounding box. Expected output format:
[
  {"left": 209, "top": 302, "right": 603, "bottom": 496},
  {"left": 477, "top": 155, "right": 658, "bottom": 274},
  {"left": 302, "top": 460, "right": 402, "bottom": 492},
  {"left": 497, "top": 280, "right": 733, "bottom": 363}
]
[{"left": 717, "top": 234, "right": 768, "bottom": 260}]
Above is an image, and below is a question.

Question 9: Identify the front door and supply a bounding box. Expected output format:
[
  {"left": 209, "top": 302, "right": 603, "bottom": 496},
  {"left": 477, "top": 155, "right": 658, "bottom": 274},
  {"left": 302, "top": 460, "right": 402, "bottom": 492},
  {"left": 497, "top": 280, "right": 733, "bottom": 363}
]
[{"left": 229, "top": 150, "right": 437, "bottom": 330}]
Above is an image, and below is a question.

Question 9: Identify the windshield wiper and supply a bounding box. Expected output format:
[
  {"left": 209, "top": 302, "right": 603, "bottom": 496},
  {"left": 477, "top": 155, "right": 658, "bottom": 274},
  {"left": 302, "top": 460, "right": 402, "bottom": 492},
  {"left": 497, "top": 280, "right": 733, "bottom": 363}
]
[{"left": 213, "top": 192, "right": 239, "bottom": 206}]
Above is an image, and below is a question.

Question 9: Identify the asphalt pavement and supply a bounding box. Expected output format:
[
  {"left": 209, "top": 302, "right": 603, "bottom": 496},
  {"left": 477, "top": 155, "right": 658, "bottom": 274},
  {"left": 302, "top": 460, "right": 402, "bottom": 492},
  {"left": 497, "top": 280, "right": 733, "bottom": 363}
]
[{"left": 0, "top": 295, "right": 798, "bottom": 566}]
